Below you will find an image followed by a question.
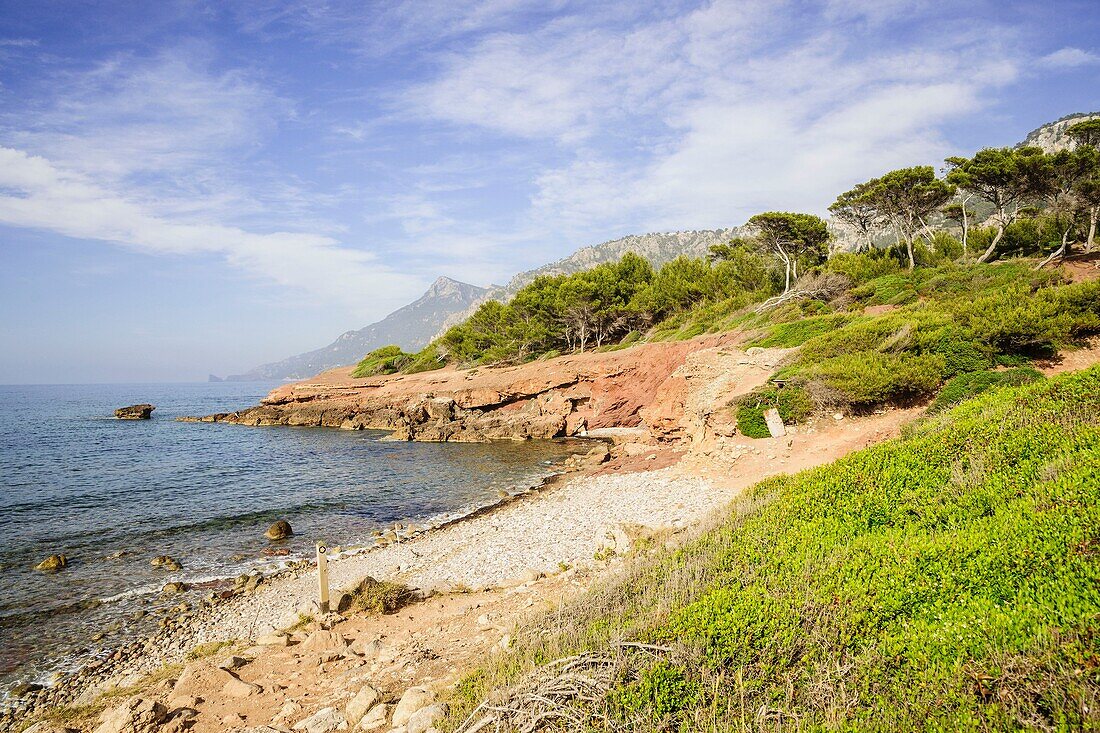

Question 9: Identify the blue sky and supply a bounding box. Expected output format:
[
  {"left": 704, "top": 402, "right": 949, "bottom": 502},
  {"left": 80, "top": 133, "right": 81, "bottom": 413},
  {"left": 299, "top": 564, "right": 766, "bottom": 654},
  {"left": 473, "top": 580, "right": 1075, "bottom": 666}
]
[{"left": 0, "top": 0, "right": 1097, "bottom": 383}]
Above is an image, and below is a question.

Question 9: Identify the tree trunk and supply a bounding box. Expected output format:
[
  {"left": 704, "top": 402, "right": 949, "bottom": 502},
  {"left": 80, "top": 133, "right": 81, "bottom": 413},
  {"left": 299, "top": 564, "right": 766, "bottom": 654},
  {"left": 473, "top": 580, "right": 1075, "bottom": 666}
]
[
  {"left": 961, "top": 203, "right": 969, "bottom": 259},
  {"left": 1088, "top": 206, "right": 1097, "bottom": 252},
  {"left": 1036, "top": 228, "right": 1072, "bottom": 269},
  {"left": 906, "top": 237, "right": 915, "bottom": 271},
  {"left": 776, "top": 243, "right": 792, "bottom": 293},
  {"left": 977, "top": 223, "right": 1004, "bottom": 263}
]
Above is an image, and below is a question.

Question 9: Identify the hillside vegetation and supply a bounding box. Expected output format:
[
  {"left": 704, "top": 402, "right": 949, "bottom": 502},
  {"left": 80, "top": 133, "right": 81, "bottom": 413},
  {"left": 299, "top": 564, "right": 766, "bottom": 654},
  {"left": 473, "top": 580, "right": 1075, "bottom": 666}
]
[
  {"left": 446, "top": 367, "right": 1100, "bottom": 731},
  {"left": 358, "top": 121, "right": 1100, "bottom": 398}
]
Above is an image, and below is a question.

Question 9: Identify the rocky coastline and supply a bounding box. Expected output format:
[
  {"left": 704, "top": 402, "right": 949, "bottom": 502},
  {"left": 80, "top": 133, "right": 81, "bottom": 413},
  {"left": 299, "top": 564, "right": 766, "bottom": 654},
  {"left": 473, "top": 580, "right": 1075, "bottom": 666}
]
[
  {"left": 177, "top": 335, "right": 747, "bottom": 443},
  {"left": 5, "top": 338, "right": 819, "bottom": 732}
]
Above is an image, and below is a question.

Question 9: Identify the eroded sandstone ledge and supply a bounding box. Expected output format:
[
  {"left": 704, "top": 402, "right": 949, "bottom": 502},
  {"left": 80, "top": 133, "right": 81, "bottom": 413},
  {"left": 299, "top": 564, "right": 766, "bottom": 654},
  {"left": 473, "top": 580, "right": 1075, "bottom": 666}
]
[{"left": 182, "top": 334, "right": 790, "bottom": 443}]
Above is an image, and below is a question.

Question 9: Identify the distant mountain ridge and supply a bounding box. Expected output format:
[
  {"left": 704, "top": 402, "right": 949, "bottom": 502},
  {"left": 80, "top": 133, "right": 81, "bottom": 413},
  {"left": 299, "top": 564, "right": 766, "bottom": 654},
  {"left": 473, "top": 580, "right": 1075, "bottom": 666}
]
[
  {"left": 226, "top": 113, "right": 1099, "bottom": 382},
  {"left": 433, "top": 229, "right": 744, "bottom": 338},
  {"left": 1020, "top": 111, "right": 1100, "bottom": 152},
  {"left": 225, "top": 277, "right": 487, "bottom": 381}
]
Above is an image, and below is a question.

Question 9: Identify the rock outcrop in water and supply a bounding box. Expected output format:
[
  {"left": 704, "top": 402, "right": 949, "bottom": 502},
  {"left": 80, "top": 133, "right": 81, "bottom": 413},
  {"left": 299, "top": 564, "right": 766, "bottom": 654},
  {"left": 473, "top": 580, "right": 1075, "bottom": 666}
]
[
  {"left": 264, "top": 520, "right": 293, "bottom": 540},
  {"left": 34, "top": 554, "right": 67, "bottom": 573},
  {"left": 114, "top": 404, "right": 154, "bottom": 420}
]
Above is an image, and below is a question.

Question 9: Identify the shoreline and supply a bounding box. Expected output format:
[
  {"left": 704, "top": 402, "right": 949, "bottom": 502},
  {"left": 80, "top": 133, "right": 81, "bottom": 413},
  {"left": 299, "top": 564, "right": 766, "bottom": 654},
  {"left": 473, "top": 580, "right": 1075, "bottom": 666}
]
[
  {"left": 0, "top": 443, "right": 606, "bottom": 727},
  {"left": 2, "top": 339, "right": 940, "bottom": 731}
]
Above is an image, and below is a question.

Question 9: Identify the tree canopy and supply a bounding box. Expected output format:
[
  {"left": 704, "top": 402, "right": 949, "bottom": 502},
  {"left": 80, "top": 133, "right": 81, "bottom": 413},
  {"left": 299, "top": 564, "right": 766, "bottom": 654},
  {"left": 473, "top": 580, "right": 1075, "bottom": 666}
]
[{"left": 945, "top": 146, "right": 1051, "bottom": 262}]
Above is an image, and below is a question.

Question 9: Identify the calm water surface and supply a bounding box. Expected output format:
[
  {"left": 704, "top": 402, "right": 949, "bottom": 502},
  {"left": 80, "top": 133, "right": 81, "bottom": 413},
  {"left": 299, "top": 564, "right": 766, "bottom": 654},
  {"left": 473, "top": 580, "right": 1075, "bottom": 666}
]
[{"left": 0, "top": 382, "right": 584, "bottom": 692}]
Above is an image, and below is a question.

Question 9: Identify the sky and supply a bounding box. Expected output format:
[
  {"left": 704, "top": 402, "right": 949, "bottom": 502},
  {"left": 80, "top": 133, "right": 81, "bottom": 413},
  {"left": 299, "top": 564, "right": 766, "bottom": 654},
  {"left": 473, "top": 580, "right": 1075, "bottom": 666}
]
[{"left": 0, "top": 1, "right": 1097, "bottom": 383}]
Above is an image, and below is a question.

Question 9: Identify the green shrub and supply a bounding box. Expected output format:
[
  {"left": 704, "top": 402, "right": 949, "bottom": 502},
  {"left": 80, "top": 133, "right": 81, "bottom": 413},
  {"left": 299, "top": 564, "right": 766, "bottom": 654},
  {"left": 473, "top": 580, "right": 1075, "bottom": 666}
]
[
  {"left": 400, "top": 344, "right": 446, "bottom": 374},
  {"left": 736, "top": 385, "right": 813, "bottom": 438},
  {"left": 611, "top": 661, "right": 702, "bottom": 719},
  {"left": 930, "top": 367, "right": 1044, "bottom": 412},
  {"left": 749, "top": 313, "right": 864, "bottom": 348},
  {"left": 799, "top": 350, "right": 945, "bottom": 406},
  {"left": 826, "top": 251, "right": 902, "bottom": 284},
  {"left": 446, "top": 367, "right": 1100, "bottom": 731},
  {"left": 352, "top": 345, "right": 411, "bottom": 378}
]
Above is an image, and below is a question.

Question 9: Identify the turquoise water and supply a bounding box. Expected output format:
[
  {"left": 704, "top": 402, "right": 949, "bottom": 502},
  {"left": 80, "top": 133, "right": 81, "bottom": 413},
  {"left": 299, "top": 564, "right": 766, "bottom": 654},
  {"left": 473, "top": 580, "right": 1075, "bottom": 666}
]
[{"left": 0, "top": 382, "right": 582, "bottom": 691}]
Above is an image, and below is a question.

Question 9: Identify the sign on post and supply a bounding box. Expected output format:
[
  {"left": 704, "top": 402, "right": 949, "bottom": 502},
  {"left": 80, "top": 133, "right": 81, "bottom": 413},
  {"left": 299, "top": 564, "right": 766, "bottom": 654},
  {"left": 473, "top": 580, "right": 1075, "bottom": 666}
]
[
  {"left": 763, "top": 408, "right": 786, "bottom": 438},
  {"left": 316, "top": 542, "right": 330, "bottom": 613}
]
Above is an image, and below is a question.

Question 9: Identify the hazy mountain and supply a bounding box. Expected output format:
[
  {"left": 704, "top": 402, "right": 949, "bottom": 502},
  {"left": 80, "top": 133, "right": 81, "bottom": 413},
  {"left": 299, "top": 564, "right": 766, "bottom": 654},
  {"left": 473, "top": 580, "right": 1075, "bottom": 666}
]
[
  {"left": 433, "top": 229, "right": 744, "bottom": 337},
  {"left": 226, "top": 277, "right": 487, "bottom": 381}
]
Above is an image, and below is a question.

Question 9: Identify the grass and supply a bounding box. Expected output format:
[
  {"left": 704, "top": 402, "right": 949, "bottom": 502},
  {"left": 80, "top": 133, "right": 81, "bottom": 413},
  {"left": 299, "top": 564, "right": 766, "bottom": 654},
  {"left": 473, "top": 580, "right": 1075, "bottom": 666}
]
[
  {"left": 351, "top": 577, "right": 415, "bottom": 614},
  {"left": 445, "top": 366, "right": 1100, "bottom": 731}
]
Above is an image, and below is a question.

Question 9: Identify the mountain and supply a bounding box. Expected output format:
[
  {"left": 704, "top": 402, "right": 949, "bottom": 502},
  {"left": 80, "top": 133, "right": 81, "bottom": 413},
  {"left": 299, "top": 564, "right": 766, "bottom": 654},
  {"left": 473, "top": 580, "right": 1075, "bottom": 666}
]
[
  {"left": 227, "top": 277, "right": 488, "bottom": 381},
  {"left": 1020, "top": 111, "right": 1100, "bottom": 152},
  {"left": 433, "top": 229, "right": 744, "bottom": 337}
]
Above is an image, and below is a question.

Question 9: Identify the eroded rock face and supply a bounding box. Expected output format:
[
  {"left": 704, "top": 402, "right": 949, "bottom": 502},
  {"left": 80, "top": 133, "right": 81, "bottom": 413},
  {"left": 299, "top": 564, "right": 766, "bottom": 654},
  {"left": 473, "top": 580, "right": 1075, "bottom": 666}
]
[
  {"left": 114, "top": 404, "right": 154, "bottom": 419},
  {"left": 183, "top": 335, "right": 741, "bottom": 443}
]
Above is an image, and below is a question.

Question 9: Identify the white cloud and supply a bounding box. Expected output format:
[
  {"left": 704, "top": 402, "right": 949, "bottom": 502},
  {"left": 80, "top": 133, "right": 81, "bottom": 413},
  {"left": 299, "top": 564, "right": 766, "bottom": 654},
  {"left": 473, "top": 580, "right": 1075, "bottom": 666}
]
[
  {"left": 0, "top": 146, "right": 422, "bottom": 317},
  {"left": 1038, "top": 47, "right": 1100, "bottom": 69},
  {"left": 405, "top": 1, "right": 1018, "bottom": 237}
]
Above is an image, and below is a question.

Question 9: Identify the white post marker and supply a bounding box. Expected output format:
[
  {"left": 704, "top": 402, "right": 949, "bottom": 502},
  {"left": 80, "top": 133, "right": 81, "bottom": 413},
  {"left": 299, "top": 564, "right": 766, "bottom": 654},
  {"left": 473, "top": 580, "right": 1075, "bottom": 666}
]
[{"left": 316, "top": 542, "right": 330, "bottom": 613}]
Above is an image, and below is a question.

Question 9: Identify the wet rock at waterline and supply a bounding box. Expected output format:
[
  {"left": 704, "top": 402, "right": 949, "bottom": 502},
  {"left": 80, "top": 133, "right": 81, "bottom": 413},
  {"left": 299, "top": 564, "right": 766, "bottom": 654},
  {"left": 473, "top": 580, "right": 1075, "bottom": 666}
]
[
  {"left": 114, "top": 404, "right": 155, "bottom": 420},
  {"left": 265, "top": 520, "right": 293, "bottom": 540},
  {"left": 35, "top": 554, "right": 67, "bottom": 573},
  {"left": 150, "top": 555, "right": 182, "bottom": 571}
]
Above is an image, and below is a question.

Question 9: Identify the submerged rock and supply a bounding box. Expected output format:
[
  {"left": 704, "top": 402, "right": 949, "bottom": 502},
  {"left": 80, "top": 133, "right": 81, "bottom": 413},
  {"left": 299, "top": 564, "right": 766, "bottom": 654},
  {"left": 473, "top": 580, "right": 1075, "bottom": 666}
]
[
  {"left": 35, "top": 554, "right": 68, "bottom": 573},
  {"left": 114, "top": 404, "right": 155, "bottom": 420},
  {"left": 150, "top": 555, "right": 182, "bottom": 571},
  {"left": 264, "top": 520, "right": 293, "bottom": 540}
]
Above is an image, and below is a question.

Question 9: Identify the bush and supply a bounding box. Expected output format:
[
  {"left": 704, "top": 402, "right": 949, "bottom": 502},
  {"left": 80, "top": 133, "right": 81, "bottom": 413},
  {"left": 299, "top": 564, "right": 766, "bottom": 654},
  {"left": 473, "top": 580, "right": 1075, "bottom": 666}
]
[
  {"left": 352, "top": 345, "right": 411, "bottom": 378},
  {"left": 798, "top": 350, "right": 945, "bottom": 406},
  {"left": 446, "top": 367, "right": 1100, "bottom": 731},
  {"left": 930, "top": 367, "right": 1044, "bottom": 412},
  {"left": 352, "top": 576, "right": 414, "bottom": 614},
  {"left": 611, "top": 661, "right": 702, "bottom": 719},
  {"left": 826, "top": 251, "right": 902, "bottom": 284},
  {"left": 750, "top": 313, "right": 864, "bottom": 348},
  {"left": 736, "top": 385, "right": 813, "bottom": 438}
]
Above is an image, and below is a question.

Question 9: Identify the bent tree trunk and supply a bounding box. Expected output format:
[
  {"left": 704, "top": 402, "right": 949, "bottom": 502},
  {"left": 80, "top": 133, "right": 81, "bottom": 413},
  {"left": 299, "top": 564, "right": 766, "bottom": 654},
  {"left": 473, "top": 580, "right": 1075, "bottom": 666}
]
[
  {"left": 977, "top": 224, "right": 1004, "bottom": 263},
  {"left": 1036, "top": 228, "right": 1072, "bottom": 270},
  {"left": 906, "top": 237, "right": 915, "bottom": 271}
]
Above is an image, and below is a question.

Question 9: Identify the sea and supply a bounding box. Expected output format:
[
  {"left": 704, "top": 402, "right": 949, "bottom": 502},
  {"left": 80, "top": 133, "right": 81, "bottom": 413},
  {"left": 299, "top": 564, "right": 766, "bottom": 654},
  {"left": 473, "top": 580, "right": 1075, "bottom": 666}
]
[{"left": 0, "top": 381, "right": 585, "bottom": 695}]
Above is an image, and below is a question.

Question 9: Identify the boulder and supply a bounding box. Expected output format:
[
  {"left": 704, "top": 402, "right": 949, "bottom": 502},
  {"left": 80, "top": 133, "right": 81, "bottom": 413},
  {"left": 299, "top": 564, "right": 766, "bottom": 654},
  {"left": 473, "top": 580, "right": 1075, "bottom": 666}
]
[
  {"left": 345, "top": 684, "right": 381, "bottom": 724},
  {"left": 114, "top": 404, "right": 155, "bottom": 420},
  {"left": 292, "top": 707, "right": 348, "bottom": 733},
  {"left": 349, "top": 637, "right": 383, "bottom": 659},
  {"left": 216, "top": 655, "right": 250, "bottom": 671},
  {"left": 222, "top": 675, "right": 262, "bottom": 698},
  {"left": 35, "top": 554, "right": 67, "bottom": 573},
  {"left": 161, "top": 581, "right": 189, "bottom": 595},
  {"left": 298, "top": 629, "right": 348, "bottom": 652},
  {"left": 265, "top": 520, "right": 293, "bottom": 540},
  {"left": 392, "top": 687, "right": 435, "bottom": 726},
  {"left": 93, "top": 697, "right": 167, "bottom": 733},
  {"left": 406, "top": 704, "right": 447, "bottom": 733},
  {"left": 355, "top": 703, "right": 388, "bottom": 731}
]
